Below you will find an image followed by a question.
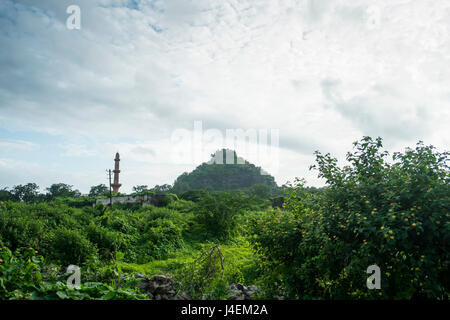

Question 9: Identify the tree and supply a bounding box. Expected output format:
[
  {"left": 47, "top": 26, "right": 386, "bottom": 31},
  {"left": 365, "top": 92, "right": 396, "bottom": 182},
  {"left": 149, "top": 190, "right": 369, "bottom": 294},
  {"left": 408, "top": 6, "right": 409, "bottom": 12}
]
[
  {"left": 250, "top": 137, "right": 450, "bottom": 299},
  {"left": 194, "top": 192, "right": 247, "bottom": 240},
  {"left": 10, "top": 183, "right": 40, "bottom": 203},
  {"left": 46, "top": 183, "right": 81, "bottom": 199},
  {"left": 249, "top": 184, "right": 272, "bottom": 199},
  {"left": 88, "top": 184, "right": 109, "bottom": 197},
  {"left": 152, "top": 184, "right": 172, "bottom": 193},
  {"left": 132, "top": 185, "right": 148, "bottom": 194},
  {"left": 0, "top": 188, "right": 13, "bottom": 202}
]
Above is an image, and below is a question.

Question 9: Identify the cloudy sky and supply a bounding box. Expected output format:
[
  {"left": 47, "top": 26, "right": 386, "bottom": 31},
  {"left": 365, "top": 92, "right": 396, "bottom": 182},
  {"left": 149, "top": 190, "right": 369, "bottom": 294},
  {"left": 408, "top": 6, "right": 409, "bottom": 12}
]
[{"left": 1, "top": 0, "right": 449, "bottom": 194}]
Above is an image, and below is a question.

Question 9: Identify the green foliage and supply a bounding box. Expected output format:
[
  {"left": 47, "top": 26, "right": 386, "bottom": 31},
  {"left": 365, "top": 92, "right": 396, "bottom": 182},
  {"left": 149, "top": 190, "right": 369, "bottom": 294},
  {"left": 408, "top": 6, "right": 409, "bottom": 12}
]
[
  {"left": 250, "top": 137, "right": 450, "bottom": 299},
  {"left": 89, "top": 184, "right": 109, "bottom": 197},
  {"left": 0, "top": 189, "right": 13, "bottom": 202},
  {"left": 172, "top": 150, "right": 278, "bottom": 194},
  {"left": 0, "top": 245, "right": 148, "bottom": 300},
  {"left": 167, "top": 199, "right": 195, "bottom": 213},
  {"left": 249, "top": 184, "right": 272, "bottom": 199},
  {"left": 152, "top": 184, "right": 172, "bottom": 193},
  {"left": 49, "top": 228, "right": 97, "bottom": 266},
  {"left": 175, "top": 245, "right": 225, "bottom": 299},
  {"left": 141, "top": 218, "right": 184, "bottom": 260},
  {"left": 9, "top": 183, "right": 41, "bottom": 203},
  {"left": 0, "top": 246, "right": 43, "bottom": 299},
  {"left": 86, "top": 224, "right": 123, "bottom": 259},
  {"left": 132, "top": 185, "right": 149, "bottom": 193},
  {"left": 180, "top": 189, "right": 209, "bottom": 202},
  {"left": 0, "top": 203, "right": 46, "bottom": 252},
  {"left": 193, "top": 192, "right": 248, "bottom": 241},
  {"left": 1, "top": 137, "right": 447, "bottom": 300},
  {"left": 46, "top": 183, "right": 81, "bottom": 199}
]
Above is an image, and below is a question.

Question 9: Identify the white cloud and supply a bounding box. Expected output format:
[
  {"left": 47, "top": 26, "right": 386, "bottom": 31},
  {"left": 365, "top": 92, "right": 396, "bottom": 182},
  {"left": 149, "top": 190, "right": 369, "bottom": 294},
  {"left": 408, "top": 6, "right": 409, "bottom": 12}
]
[
  {"left": 0, "top": 0, "right": 449, "bottom": 191},
  {"left": 0, "top": 139, "right": 39, "bottom": 151}
]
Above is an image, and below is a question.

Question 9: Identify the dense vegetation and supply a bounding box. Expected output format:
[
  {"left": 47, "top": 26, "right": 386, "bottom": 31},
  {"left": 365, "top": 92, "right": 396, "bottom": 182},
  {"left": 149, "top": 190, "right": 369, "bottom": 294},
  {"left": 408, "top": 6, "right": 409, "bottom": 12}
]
[
  {"left": 0, "top": 137, "right": 448, "bottom": 300},
  {"left": 172, "top": 149, "right": 279, "bottom": 193}
]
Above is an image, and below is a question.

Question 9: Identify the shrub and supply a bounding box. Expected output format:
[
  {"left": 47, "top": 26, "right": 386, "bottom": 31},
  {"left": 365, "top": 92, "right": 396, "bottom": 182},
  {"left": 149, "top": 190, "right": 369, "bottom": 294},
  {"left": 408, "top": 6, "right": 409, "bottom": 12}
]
[
  {"left": 175, "top": 245, "right": 225, "bottom": 299},
  {"left": 250, "top": 137, "right": 450, "bottom": 299},
  {"left": 86, "top": 224, "right": 123, "bottom": 259},
  {"left": 140, "top": 218, "right": 183, "bottom": 260},
  {"left": 0, "top": 246, "right": 43, "bottom": 299},
  {"left": 0, "top": 245, "right": 148, "bottom": 300},
  {"left": 194, "top": 192, "right": 247, "bottom": 241},
  {"left": 49, "top": 228, "right": 97, "bottom": 266}
]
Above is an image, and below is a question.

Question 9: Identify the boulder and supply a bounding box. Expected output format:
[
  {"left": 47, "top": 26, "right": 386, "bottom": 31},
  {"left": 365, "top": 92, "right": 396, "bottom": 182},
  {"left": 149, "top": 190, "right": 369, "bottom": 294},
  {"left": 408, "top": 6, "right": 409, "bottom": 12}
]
[
  {"left": 227, "top": 283, "right": 258, "bottom": 300},
  {"left": 134, "top": 274, "right": 189, "bottom": 300}
]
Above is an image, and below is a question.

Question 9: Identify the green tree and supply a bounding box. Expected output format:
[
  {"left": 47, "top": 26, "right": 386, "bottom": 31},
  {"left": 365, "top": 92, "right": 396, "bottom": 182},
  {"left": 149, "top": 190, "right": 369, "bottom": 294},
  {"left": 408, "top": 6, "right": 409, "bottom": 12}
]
[
  {"left": 250, "top": 137, "right": 450, "bottom": 299},
  {"left": 0, "top": 188, "right": 13, "bottom": 202},
  {"left": 89, "top": 184, "right": 109, "bottom": 197},
  {"left": 194, "top": 192, "right": 247, "bottom": 240},
  {"left": 248, "top": 184, "right": 272, "bottom": 199},
  {"left": 152, "top": 184, "right": 172, "bottom": 193},
  {"left": 10, "top": 183, "right": 41, "bottom": 203},
  {"left": 46, "top": 183, "right": 81, "bottom": 199},
  {"left": 132, "top": 185, "right": 148, "bottom": 193}
]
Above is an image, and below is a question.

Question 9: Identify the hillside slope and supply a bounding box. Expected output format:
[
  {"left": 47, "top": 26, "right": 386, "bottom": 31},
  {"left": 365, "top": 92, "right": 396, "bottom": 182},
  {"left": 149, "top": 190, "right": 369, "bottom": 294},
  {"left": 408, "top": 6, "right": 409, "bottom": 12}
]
[{"left": 172, "top": 149, "right": 278, "bottom": 193}]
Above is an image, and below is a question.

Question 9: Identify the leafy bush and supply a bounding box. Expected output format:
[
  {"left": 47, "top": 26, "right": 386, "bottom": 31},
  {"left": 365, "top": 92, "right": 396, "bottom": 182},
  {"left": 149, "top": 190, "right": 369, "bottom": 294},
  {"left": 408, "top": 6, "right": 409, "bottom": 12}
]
[
  {"left": 250, "top": 137, "right": 450, "bottom": 299},
  {"left": 49, "top": 228, "right": 97, "bottom": 266},
  {"left": 193, "top": 192, "right": 247, "bottom": 241},
  {"left": 175, "top": 245, "right": 226, "bottom": 299},
  {"left": 0, "top": 245, "right": 148, "bottom": 300},
  {"left": 0, "top": 246, "right": 43, "bottom": 299},
  {"left": 140, "top": 218, "right": 184, "bottom": 260},
  {"left": 0, "top": 207, "right": 46, "bottom": 252},
  {"left": 86, "top": 224, "right": 123, "bottom": 259}
]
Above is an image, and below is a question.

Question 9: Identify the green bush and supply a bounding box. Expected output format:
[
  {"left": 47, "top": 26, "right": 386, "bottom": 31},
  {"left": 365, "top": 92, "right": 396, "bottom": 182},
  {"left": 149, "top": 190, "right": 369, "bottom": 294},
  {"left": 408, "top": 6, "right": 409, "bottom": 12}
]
[
  {"left": 86, "top": 224, "right": 123, "bottom": 259},
  {"left": 49, "top": 228, "right": 97, "bottom": 266},
  {"left": 194, "top": 192, "right": 247, "bottom": 241},
  {"left": 0, "top": 245, "right": 148, "bottom": 300},
  {"left": 250, "top": 137, "right": 450, "bottom": 299},
  {"left": 140, "top": 218, "right": 183, "bottom": 260},
  {"left": 175, "top": 245, "right": 226, "bottom": 299},
  {"left": 0, "top": 246, "right": 43, "bottom": 299}
]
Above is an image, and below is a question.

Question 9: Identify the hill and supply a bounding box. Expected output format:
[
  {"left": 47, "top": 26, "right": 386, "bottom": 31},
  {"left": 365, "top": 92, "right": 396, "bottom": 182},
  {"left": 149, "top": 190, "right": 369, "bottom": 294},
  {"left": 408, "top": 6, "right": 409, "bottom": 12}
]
[{"left": 172, "top": 149, "right": 278, "bottom": 193}]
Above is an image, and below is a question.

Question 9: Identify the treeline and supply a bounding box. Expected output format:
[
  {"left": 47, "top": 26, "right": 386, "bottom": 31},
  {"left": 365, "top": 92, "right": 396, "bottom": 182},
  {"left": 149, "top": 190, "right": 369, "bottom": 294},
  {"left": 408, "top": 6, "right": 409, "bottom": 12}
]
[{"left": 0, "top": 136, "right": 448, "bottom": 300}]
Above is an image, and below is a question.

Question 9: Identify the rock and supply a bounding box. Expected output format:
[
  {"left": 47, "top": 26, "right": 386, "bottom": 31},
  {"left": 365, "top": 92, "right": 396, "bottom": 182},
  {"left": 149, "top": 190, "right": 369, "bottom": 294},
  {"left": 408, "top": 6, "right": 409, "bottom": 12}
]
[
  {"left": 229, "top": 283, "right": 245, "bottom": 291},
  {"left": 134, "top": 274, "right": 188, "bottom": 300},
  {"left": 227, "top": 283, "right": 258, "bottom": 300},
  {"left": 245, "top": 285, "right": 258, "bottom": 297},
  {"left": 228, "top": 293, "right": 246, "bottom": 300},
  {"left": 134, "top": 273, "right": 149, "bottom": 280}
]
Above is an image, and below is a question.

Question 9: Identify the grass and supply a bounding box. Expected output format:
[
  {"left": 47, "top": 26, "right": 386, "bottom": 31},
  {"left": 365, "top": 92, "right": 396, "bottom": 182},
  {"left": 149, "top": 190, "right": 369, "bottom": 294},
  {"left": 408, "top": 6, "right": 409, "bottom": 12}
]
[{"left": 118, "top": 238, "right": 258, "bottom": 284}]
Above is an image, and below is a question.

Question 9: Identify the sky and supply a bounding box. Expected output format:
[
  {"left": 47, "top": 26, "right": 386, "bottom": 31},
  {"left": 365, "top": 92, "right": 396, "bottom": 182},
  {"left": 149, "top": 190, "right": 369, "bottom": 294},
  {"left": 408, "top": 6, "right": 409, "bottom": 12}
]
[{"left": 0, "top": 0, "right": 449, "bottom": 194}]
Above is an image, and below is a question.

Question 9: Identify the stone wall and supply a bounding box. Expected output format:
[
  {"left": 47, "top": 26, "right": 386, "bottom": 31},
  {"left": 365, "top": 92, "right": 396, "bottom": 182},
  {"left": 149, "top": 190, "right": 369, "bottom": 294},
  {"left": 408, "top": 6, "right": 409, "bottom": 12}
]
[
  {"left": 95, "top": 194, "right": 151, "bottom": 206},
  {"left": 95, "top": 193, "right": 171, "bottom": 207}
]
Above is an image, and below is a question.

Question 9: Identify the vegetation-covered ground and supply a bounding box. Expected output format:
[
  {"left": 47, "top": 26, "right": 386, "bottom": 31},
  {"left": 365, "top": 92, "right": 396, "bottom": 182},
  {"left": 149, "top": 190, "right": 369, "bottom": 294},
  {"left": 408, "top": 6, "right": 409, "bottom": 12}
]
[{"left": 0, "top": 137, "right": 448, "bottom": 300}]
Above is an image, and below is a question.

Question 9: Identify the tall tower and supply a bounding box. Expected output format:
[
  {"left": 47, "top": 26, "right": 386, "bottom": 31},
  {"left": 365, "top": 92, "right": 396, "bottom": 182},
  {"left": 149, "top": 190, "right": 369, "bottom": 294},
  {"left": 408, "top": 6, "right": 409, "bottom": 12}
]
[{"left": 111, "top": 152, "right": 122, "bottom": 193}]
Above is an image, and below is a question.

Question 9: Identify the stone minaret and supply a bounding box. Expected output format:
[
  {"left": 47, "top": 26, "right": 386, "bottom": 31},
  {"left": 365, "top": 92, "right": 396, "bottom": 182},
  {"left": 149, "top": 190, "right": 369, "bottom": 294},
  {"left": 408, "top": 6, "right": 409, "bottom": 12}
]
[{"left": 111, "top": 152, "right": 122, "bottom": 193}]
